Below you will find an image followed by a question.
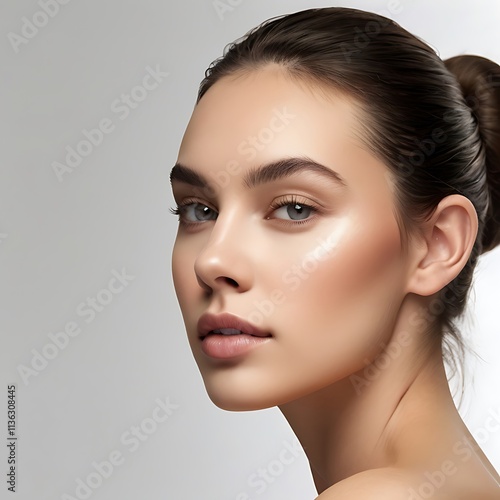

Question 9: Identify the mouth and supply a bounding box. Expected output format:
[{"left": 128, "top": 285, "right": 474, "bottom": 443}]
[{"left": 197, "top": 312, "right": 273, "bottom": 340}]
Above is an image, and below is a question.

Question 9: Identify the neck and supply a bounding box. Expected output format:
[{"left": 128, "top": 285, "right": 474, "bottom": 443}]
[{"left": 278, "top": 295, "right": 452, "bottom": 493}]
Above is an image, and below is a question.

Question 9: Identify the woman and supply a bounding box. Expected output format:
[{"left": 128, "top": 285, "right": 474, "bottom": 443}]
[{"left": 170, "top": 7, "right": 500, "bottom": 499}]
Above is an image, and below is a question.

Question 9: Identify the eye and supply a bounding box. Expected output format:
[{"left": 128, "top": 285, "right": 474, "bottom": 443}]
[
  {"left": 268, "top": 196, "right": 318, "bottom": 222},
  {"left": 272, "top": 202, "right": 313, "bottom": 221},
  {"left": 170, "top": 201, "right": 218, "bottom": 223}
]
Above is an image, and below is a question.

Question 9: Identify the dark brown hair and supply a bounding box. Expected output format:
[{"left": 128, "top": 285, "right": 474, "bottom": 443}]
[{"left": 195, "top": 7, "right": 500, "bottom": 364}]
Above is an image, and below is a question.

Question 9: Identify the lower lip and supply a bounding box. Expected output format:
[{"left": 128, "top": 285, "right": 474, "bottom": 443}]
[{"left": 200, "top": 334, "right": 272, "bottom": 359}]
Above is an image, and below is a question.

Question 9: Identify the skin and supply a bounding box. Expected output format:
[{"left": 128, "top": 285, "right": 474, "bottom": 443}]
[{"left": 171, "top": 65, "right": 500, "bottom": 499}]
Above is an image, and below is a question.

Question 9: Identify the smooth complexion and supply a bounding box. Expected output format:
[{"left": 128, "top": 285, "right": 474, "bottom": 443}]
[{"left": 171, "top": 65, "right": 500, "bottom": 498}]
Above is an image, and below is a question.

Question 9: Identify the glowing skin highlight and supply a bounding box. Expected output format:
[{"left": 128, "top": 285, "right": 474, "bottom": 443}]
[{"left": 171, "top": 66, "right": 500, "bottom": 498}]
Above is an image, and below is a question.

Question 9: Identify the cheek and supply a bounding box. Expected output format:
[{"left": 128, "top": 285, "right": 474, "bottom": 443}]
[
  {"left": 171, "top": 239, "right": 199, "bottom": 314},
  {"left": 272, "top": 213, "right": 404, "bottom": 374},
  {"left": 315, "top": 216, "right": 402, "bottom": 313}
]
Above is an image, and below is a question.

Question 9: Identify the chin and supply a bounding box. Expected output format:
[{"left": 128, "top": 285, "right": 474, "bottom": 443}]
[
  {"left": 201, "top": 373, "right": 285, "bottom": 411},
  {"left": 208, "top": 393, "right": 274, "bottom": 412},
  {"left": 204, "top": 384, "right": 276, "bottom": 412},
  {"left": 202, "top": 372, "right": 323, "bottom": 412}
]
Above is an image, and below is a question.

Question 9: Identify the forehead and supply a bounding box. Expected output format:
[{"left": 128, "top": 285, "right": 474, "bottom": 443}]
[
  {"left": 175, "top": 65, "right": 395, "bottom": 208},
  {"left": 178, "top": 65, "right": 362, "bottom": 168}
]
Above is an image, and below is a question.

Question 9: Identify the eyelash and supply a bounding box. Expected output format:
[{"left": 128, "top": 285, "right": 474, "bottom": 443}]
[
  {"left": 169, "top": 197, "right": 197, "bottom": 217},
  {"left": 169, "top": 195, "right": 319, "bottom": 228},
  {"left": 169, "top": 197, "right": 209, "bottom": 227},
  {"left": 267, "top": 195, "right": 319, "bottom": 226}
]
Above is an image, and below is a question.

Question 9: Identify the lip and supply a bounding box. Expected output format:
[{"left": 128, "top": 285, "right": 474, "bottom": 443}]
[
  {"left": 197, "top": 312, "right": 272, "bottom": 339},
  {"left": 197, "top": 312, "right": 273, "bottom": 359}
]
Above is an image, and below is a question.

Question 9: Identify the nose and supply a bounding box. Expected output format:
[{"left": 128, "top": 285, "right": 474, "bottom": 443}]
[{"left": 194, "top": 211, "right": 254, "bottom": 294}]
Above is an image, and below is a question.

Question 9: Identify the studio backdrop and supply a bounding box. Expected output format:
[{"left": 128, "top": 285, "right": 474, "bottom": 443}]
[{"left": 0, "top": 1, "right": 499, "bottom": 499}]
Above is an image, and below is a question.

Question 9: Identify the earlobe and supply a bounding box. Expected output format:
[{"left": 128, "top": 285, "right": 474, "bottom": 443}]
[{"left": 406, "top": 194, "right": 478, "bottom": 296}]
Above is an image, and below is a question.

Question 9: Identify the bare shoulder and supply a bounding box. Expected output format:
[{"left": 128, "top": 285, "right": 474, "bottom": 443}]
[
  {"left": 315, "top": 468, "right": 416, "bottom": 500},
  {"left": 315, "top": 467, "right": 500, "bottom": 500}
]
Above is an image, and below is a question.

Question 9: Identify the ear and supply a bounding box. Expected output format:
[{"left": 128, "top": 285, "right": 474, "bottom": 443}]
[{"left": 405, "top": 194, "right": 478, "bottom": 296}]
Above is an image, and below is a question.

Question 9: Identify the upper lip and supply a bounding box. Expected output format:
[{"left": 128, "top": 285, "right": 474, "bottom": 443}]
[{"left": 197, "top": 312, "right": 272, "bottom": 339}]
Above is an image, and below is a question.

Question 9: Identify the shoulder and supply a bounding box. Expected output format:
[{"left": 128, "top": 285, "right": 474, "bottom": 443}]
[
  {"left": 315, "top": 468, "right": 415, "bottom": 500},
  {"left": 314, "top": 467, "right": 500, "bottom": 500}
]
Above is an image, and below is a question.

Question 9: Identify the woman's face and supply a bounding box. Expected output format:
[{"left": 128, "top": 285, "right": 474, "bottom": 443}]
[{"left": 171, "top": 66, "right": 409, "bottom": 410}]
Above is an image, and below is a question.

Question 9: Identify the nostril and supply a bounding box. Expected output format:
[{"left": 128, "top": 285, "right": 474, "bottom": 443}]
[
  {"left": 224, "top": 277, "right": 239, "bottom": 287},
  {"left": 195, "top": 274, "right": 240, "bottom": 293}
]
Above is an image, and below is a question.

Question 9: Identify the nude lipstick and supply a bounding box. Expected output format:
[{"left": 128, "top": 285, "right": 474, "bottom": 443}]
[{"left": 197, "top": 312, "right": 272, "bottom": 359}]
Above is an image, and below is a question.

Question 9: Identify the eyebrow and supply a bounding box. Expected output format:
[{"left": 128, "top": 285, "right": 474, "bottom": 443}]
[{"left": 170, "top": 157, "right": 346, "bottom": 189}]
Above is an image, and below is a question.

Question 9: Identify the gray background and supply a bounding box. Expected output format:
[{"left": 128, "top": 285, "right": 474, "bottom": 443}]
[{"left": 0, "top": 1, "right": 499, "bottom": 499}]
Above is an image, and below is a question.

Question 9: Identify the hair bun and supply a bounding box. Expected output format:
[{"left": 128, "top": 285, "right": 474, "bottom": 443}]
[{"left": 444, "top": 55, "right": 500, "bottom": 253}]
